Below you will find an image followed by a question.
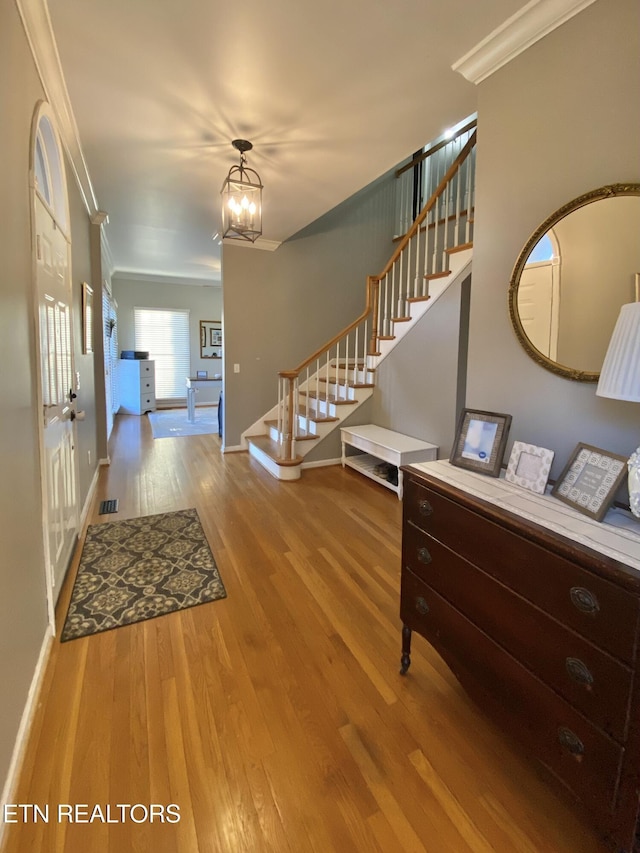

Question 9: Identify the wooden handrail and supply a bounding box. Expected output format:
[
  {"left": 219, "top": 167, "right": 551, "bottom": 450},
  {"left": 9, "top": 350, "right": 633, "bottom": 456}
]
[
  {"left": 379, "top": 130, "right": 476, "bottom": 280},
  {"left": 395, "top": 119, "right": 477, "bottom": 178},
  {"left": 279, "top": 277, "right": 379, "bottom": 379}
]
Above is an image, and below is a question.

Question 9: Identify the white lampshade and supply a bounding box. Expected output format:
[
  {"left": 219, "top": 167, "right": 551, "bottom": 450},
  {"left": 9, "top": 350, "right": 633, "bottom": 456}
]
[{"left": 596, "top": 302, "right": 640, "bottom": 402}]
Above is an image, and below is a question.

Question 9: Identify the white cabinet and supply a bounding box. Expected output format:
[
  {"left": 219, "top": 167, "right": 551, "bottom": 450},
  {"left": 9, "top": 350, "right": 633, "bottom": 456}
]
[
  {"left": 118, "top": 359, "right": 156, "bottom": 415},
  {"left": 340, "top": 424, "right": 438, "bottom": 499}
]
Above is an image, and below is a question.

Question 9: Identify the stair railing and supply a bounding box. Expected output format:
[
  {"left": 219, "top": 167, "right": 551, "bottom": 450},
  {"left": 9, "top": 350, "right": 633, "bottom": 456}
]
[
  {"left": 375, "top": 130, "right": 476, "bottom": 342},
  {"left": 276, "top": 276, "right": 379, "bottom": 462},
  {"left": 274, "top": 130, "right": 476, "bottom": 463}
]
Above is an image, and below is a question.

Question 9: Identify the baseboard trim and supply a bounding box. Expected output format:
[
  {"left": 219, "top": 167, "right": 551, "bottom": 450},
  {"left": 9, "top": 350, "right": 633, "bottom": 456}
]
[
  {"left": 221, "top": 444, "right": 246, "bottom": 453},
  {"left": 99, "top": 457, "right": 110, "bottom": 466},
  {"left": 0, "top": 626, "right": 54, "bottom": 849},
  {"left": 301, "top": 457, "right": 341, "bottom": 470},
  {"left": 79, "top": 465, "right": 100, "bottom": 531}
]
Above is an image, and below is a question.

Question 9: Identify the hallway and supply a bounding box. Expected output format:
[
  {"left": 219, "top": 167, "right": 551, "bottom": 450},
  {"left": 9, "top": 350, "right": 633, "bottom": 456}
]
[{"left": 3, "top": 415, "right": 605, "bottom": 852}]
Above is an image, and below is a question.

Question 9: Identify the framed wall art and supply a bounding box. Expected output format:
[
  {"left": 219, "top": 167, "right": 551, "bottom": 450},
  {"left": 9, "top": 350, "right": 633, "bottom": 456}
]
[
  {"left": 200, "top": 320, "right": 222, "bottom": 359},
  {"left": 450, "top": 408, "right": 512, "bottom": 477},
  {"left": 551, "top": 442, "right": 627, "bottom": 521},
  {"left": 505, "top": 441, "right": 555, "bottom": 494}
]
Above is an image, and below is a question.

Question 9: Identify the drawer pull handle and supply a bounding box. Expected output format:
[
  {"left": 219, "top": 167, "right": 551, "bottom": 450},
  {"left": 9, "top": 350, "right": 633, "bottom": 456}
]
[
  {"left": 417, "top": 547, "right": 432, "bottom": 565},
  {"left": 418, "top": 499, "right": 433, "bottom": 517},
  {"left": 569, "top": 586, "right": 600, "bottom": 616},
  {"left": 558, "top": 726, "right": 585, "bottom": 757},
  {"left": 415, "top": 597, "right": 429, "bottom": 615},
  {"left": 565, "top": 657, "right": 594, "bottom": 688}
]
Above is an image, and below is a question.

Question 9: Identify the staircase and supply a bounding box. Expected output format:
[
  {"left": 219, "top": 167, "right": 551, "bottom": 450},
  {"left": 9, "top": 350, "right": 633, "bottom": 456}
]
[{"left": 243, "top": 130, "right": 476, "bottom": 481}]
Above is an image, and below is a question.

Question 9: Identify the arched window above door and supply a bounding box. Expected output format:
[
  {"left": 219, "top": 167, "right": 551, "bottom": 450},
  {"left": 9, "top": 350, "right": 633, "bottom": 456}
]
[{"left": 32, "top": 104, "right": 69, "bottom": 236}]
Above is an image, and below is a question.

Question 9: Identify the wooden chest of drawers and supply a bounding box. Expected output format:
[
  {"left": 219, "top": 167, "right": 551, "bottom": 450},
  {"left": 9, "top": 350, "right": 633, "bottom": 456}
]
[{"left": 400, "top": 462, "right": 640, "bottom": 852}]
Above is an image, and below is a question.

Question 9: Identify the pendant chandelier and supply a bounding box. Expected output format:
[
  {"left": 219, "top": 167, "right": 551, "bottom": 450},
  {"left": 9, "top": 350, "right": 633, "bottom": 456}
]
[{"left": 221, "top": 139, "right": 263, "bottom": 242}]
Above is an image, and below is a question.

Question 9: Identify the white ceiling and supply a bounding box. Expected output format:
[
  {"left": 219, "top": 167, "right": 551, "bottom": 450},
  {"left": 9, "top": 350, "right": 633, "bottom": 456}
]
[{"left": 46, "top": 0, "right": 529, "bottom": 283}]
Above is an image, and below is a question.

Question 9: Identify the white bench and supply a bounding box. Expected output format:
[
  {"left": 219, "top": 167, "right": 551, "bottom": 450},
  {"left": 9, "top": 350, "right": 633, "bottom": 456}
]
[{"left": 340, "top": 424, "right": 438, "bottom": 499}]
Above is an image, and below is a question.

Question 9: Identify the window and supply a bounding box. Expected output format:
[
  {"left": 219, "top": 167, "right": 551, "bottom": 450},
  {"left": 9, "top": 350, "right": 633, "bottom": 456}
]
[{"left": 134, "top": 308, "right": 190, "bottom": 400}]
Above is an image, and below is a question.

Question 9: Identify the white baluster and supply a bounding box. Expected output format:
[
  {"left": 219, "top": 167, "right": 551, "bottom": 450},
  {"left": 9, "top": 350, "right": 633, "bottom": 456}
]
[
  {"left": 443, "top": 170, "right": 451, "bottom": 268},
  {"left": 454, "top": 160, "right": 462, "bottom": 247},
  {"left": 277, "top": 376, "right": 282, "bottom": 444},
  {"left": 414, "top": 221, "right": 421, "bottom": 299},
  {"left": 291, "top": 378, "right": 298, "bottom": 459},
  {"left": 353, "top": 324, "right": 359, "bottom": 385},
  {"left": 324, "top": 347, "right": 330, "bottom": 416}
]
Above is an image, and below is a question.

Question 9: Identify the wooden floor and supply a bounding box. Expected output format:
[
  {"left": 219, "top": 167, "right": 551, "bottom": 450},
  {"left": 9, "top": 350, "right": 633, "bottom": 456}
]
[{"left": 3, "top": 414, "right": 608, "bottom": 853}]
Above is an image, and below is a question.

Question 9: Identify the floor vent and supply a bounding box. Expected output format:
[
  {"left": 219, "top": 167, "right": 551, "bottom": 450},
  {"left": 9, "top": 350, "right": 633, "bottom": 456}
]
[{"left": 98, "top": 499, "right": 119, "bottom": 515}]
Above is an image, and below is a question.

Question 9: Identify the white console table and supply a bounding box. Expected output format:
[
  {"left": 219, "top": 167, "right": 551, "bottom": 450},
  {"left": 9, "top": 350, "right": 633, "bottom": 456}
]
[
  {"left": 340, "top": 424, "right": 438, "bottom": 499},
  {"left": 186, "top": 377, "right": 221, "bottom": 422}
]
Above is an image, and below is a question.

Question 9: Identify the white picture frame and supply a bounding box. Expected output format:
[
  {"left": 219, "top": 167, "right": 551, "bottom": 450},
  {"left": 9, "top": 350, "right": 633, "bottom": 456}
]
[{"left": 505, "top": 441, "right": 555, "bottom": 494}]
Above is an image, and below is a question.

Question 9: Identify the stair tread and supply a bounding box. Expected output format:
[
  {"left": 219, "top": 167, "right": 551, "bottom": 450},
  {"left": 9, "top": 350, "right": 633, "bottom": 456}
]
[
  {"left": 335, "top": 361, "right": 375, "bottom": 370},
  {"left": 317, "top": 378, "right": 375, "bottom": 388},
  {"left": 247, "top": 435, "right": 304, "bottom": 465},
  {"left": 407, "top": 295, "right": 431, "bottom": 303},
  {"left": 299, "top": 409, "right": 340, "bottom": 423},
  {"left": 299, "top": 391, "right": 359, "bottom": 404},
  {"left": 264, "top": 420, "right": 319, "bottom": 440},
  {"left": 446, "top": 241, "right": 473, "bottom": 254},
  {"left": 424, "top": 269, "right": 451, "bottom": 280}
]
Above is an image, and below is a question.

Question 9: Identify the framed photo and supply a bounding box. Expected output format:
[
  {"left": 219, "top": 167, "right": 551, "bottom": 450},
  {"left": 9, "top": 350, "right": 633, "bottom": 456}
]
[
  {"left": 450, "top": 409, "right": 512, "bottom": 477},
  {"left": 505, "top": 442, "right": 555, "bottom": 494},
  {"left": 82, "top": 282, "right": 93, "bottom": 354},
  {"left": 551, "top": 443, "right": 627, "bottom": 522},
  {"left": 196, "top": 370, "right": 208, "bottom": 379},
  {"left": 199, "top": 320, "right": 222, "bottom": 359}
]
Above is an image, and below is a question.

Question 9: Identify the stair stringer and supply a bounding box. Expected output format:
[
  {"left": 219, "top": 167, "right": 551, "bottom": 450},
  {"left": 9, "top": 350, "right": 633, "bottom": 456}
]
[{"left": 244, "top": 249, "right": 472, "bottom": 480}]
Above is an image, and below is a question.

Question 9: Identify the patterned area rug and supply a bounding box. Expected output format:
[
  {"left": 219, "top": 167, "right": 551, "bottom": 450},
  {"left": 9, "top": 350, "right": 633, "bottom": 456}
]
[
  {"left": 61, "top": 508, "right": 226, "bottom": 641},
  {"left": 148, "top": 407, "right": 219, "bottom": 438}
]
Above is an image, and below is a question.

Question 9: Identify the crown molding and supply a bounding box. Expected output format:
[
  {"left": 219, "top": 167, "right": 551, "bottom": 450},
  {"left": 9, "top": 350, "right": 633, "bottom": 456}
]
[
  {"left": 111, "top": 271, "right": 222, "bottom": 288},
  {"left": 452, "top": 0, "right": 598, "bottom": 85},
  {"left": 16, "top": 0, "right": 99, "bottom": 217},
  {"left": 223, "top": 237, "right": 282, "bottom": 252}
]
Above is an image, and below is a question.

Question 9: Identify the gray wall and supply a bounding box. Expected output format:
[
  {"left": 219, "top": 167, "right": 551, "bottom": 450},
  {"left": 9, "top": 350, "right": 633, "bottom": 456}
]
[
  {"left": 112, "top": 277, "right": 223, "bottom": 405},
  {"left": 371, "top": 273, "right": 471, "bottom": 458},
  {"left": 0, "top": 0, "right": 54, "bottom": 801},
  {"left": 222, "top": 171, "right": 397, "bottom": 447},
  {"left": 467, "top": 0, "right": 640, "bottom": 480}
]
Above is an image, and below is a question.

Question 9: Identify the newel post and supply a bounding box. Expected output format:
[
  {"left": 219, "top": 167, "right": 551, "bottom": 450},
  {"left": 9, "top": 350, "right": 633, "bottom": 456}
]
[{"left": 278, "top": 371, "right": 298, "bottom": 461}]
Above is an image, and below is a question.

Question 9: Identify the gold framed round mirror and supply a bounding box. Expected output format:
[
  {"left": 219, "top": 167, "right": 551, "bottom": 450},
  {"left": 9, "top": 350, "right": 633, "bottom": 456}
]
[{"left": 508, "top": 183, "right": 640, "bottom": 381}]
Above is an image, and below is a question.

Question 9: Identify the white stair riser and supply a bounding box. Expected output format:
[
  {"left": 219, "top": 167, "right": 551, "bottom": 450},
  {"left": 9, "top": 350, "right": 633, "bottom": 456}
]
[{"left": 248, "top": 442, "right": 301, "bottom": 480}]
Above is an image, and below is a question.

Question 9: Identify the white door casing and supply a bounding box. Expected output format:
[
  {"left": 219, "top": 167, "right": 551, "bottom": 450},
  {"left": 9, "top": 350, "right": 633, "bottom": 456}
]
[{"left": 31, "top": 103, "right": 80, "bottom": 627}]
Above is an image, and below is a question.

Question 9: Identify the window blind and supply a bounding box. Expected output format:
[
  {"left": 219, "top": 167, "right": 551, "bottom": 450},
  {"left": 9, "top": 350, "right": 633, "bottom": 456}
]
[{"left": 134, "top": 308, "right": 190, "bottom": 400}]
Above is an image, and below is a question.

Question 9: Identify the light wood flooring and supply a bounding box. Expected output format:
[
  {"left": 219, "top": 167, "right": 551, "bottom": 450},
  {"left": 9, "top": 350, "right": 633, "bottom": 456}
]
[{"left": 3, "top": 414, "right": 608, "bottom": 852}]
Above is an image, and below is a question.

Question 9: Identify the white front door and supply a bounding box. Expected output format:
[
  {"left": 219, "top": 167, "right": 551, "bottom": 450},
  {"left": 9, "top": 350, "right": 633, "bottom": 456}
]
[
  {"left": 518, "top": 260, "right": 560, "bottom": 361},
  {"left": 35, "top": 196, "right": 79, "bottom": 608}
]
